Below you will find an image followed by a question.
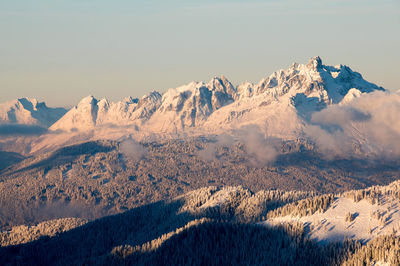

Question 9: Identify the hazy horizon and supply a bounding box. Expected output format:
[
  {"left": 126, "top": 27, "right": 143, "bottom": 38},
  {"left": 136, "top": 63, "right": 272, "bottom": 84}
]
[{"left": 1, "top": 0, "right": 399, "bottom": 107}]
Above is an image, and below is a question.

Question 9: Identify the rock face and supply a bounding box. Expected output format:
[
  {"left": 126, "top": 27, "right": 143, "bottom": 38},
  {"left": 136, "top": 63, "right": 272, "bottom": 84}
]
[
  {"left": 48, "top": 57, "right": 384, "bottom": 133},
  {"left": 0, "top": 98, "right": 67, "bottom": 127}
]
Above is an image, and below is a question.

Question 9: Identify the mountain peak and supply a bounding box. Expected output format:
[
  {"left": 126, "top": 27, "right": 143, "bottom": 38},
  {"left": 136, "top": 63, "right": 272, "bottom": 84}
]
[
  {"left": 306, "top": 56, "right": 323, "bottom": 71},
  {"left": 140, "top": 91, "right": 162, "bottom": 103},
  {"left": 211, "top": 75, "right": 229, "bottom": 83},
  {"left": 122, "top": 96, "right": 138, "bottom": 104},
  {"left": 0, "top": 98, "right": 67, "bottom": 127},
  {"left": 17, "top": 97, "right": 40, "bottom": 109},
  {"left": 13, "top": 97, "right": 42, "bottom": 112},
  {"left": 78, "top": 95, "right": 98, "bottom": 106},
  {"left": 209, "top": 75, "right": 237, "bottom": 97}
]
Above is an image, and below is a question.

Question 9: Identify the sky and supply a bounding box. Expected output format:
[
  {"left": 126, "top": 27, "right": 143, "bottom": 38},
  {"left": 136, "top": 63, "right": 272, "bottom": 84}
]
[{"left": 0, "top": 0, "right": 399, "bottom": 107}]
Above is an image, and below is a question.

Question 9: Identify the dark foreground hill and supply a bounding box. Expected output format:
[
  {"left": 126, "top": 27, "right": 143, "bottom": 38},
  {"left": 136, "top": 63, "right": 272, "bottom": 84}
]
[{"left": 1, "top": 185, "right": 399, "bottom": 265}]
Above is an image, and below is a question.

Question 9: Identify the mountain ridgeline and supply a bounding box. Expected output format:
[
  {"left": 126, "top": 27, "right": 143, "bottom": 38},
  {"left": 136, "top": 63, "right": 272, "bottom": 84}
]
[
  {"left": 1, "top": 57, "right": 383, "bottom": 133},
  {"left": 48, "top": 56, "right": 383, "bottom": 133}
]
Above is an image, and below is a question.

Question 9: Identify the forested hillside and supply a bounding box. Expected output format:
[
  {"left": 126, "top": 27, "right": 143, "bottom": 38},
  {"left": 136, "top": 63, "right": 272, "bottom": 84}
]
[{"left": 1, "top": 183, "right": 400, "bottom": 265}]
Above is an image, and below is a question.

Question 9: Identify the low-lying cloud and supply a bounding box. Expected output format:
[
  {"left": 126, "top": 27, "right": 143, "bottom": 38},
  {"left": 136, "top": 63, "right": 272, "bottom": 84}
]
[
  {"left": 198, "top": 125, "right": 278, "bottom": 166},
  {"left": 234, "top": 125, "right": 278, "bottom": 166},
  {"left": 311, "top": 106, "right": 371, "bottom": 127},
  {"left": 305, "top": 90, "right": 400, "bottom": 160},
  {"left": 119, "top": 139, "right": 147, "bottom": 161},
  {"left": 197, "top": 134, "right": 234, "bottom": 161}
]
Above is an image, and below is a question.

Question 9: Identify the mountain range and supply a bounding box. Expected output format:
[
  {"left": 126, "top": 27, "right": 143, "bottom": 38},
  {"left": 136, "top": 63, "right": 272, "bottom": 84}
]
[{"left": 1, "top": 57, "right": 384, "bottom": 136}]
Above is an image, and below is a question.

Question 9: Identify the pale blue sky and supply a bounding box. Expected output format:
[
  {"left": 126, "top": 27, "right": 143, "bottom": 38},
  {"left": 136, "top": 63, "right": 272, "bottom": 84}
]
[{"left": 1, "top": 0, "right": 399, "bottom": 107}]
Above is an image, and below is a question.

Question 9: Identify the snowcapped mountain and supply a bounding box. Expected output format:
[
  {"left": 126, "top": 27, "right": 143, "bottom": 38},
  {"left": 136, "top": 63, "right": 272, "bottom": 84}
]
[
  {"left": 49, "top": 57, "right": 384, "bottom": 135},
  {"left": 146, "top": 75, "right": 237, "bottom": 132},
  {"left": 49, "top": 92, "right": 162, "bottom": 131},
  {"left": 0, "top": 98, "right": 67, "bottom": 128}
]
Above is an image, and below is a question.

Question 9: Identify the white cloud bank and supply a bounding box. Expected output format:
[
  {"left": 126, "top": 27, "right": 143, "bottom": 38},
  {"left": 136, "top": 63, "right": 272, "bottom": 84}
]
[{"left": 305, "top": 90, "right": 400, "bottom": 160}]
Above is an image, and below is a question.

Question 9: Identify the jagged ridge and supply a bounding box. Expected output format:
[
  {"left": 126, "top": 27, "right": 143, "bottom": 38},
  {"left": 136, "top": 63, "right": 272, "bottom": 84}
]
[{"left": 49, "top": 57, "right": 384, "bottom": 133}]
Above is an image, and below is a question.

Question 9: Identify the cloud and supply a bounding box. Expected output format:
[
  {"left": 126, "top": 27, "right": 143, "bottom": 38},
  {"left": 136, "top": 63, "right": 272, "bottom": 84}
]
[
  {"left": 197, "top": 142, "right": 218, "bottom": 161},
  {"left": 304, "top": 124, "right": 353, "bottom": 159},
  {"left": 311, "top": 106, "right": 371, "bottom": 128},
  {"left": 305, "top": 91, "right": 400, "bottom": 160},
  {"left": 0, "top": 124, "right": 48, "bottom": 136},
  {"left": 119, "top": 139, "right": 147, "bottom": 161},
  {"left": 198, "top": 125, "right": 278, "bottom": 166},
  {"left": 234, "top": 125, "right": 278, "bottom": 166},
  {"left": 197, "top": 134, "right": 234, "bottom": 162}
]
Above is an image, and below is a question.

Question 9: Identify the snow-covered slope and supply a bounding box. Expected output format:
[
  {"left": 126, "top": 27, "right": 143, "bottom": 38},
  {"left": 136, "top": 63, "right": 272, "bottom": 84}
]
[
  {"left": 48, "top": 57, "right": 384, "bottom": 135},
  {"left": 0, "top": 98, "right": 67, "bottom": 127},
  {"left": 176, "top": 180, "right": 400, "bottom": 244},
  {"left": 176, "top": 181, "right": 400, "bottom": 243},
  {"left": 265, "top": 180, "right": 400, "bottom": 243}
]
